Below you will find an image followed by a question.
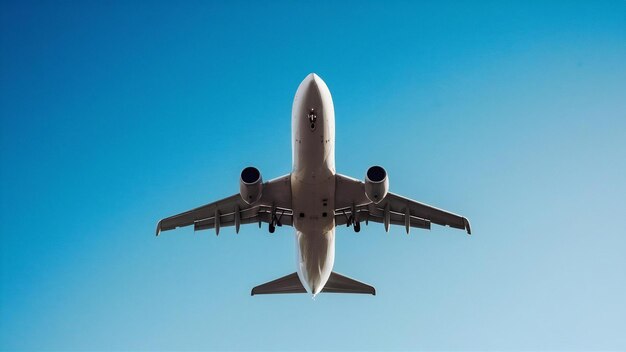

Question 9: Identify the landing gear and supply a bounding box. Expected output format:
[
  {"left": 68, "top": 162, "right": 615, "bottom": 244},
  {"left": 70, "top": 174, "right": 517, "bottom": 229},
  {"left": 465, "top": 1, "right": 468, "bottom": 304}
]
[
  {"left": 268, "top": 207, "right": 283, "bottom": 234},
  {"left": 341, "top": 207, "right": 362, "bottom": 233}
]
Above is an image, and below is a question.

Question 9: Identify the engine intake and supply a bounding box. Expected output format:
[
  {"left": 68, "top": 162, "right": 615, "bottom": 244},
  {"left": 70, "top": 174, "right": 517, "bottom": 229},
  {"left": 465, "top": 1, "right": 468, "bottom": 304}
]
[
  {"left": 240, "top": 167, "right": 263, "bottom": 204},
  {"left": 365, "top": 165, "right": 389, "bottom": 203}
]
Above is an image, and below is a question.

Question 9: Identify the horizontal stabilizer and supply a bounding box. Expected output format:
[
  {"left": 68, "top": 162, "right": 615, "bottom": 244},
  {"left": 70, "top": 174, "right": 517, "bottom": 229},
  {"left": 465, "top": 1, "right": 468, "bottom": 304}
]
[
  {"left": 251, "top": 272, "right": 376, "bottom": 296},
  {"left": 322, "top": 272, "right": 376, "bottom": 295},
  {"left": 251, "top": 272, "right": 306, "bottom": 295}
]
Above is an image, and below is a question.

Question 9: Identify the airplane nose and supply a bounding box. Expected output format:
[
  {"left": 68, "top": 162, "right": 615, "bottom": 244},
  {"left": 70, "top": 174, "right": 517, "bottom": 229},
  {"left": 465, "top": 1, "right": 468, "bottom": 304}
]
[
  {"left": 296, "top": 73, "right": 324, "bottom": 100},
  {"left": 305, "top": 73, "right": 320, "bottom": 90}
]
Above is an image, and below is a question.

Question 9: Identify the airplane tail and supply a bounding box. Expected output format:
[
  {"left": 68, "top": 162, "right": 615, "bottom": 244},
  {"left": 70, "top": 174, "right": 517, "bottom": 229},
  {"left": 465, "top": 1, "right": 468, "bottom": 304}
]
[
  {"left": 323, "top": 272, "right": 376, "bottom": 295},
  {"left": 251, "top": 272, "right": 375, "bottom": 296},
  {"left": 251, "top": 272, "right": 306, "bottom": 295}
]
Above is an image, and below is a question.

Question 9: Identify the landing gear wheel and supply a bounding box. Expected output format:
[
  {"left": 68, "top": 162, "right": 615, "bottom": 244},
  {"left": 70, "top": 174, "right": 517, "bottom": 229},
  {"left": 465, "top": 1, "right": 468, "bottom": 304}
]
[
  {"left": 354, "top": 222, "right": 361, "bottom": 233},
  {"left": 269, "top": 223, "right": 276, "bottom": 233}
]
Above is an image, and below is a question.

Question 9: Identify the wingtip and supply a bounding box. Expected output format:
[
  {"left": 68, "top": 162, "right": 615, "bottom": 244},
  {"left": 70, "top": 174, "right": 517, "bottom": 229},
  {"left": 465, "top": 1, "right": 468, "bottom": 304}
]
[
  {"left": 463, "top": 217, "right": 472, "bottom": 235},
  {"left": 156, "top": 220, "right": 162, "bottom": 237}
]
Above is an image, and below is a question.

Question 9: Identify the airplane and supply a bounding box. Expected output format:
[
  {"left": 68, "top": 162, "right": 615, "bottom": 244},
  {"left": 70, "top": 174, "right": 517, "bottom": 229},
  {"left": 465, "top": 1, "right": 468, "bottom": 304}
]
[{"left": 156, "top": 73, "right": 471, "bottom": 297}]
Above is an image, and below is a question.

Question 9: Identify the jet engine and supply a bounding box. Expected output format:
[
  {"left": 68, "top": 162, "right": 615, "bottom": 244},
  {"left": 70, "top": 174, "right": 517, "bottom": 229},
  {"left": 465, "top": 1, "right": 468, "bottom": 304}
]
[
  {"left": 365, "top": 165, "right": 389, "bottom": 203},
  {"left": 240, "top": 166, "right": 263, "bottom": 204}
]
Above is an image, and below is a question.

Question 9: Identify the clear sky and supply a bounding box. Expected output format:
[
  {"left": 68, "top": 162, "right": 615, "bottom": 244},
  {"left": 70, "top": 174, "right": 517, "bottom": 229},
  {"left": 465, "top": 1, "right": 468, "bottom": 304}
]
[{"left": 1, "top": 1, "right": 625, "bottom": 350}]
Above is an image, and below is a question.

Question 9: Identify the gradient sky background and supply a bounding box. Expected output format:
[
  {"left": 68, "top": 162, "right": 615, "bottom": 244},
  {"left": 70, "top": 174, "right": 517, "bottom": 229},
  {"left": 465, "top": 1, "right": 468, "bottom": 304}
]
[{"left": 1, "top": 1, "right": 625, "bottom": 350}]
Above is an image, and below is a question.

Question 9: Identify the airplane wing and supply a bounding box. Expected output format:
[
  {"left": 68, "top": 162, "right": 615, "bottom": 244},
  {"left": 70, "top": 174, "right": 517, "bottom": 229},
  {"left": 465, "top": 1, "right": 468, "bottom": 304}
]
[
  {"left": 334, "top": 173, "right": 471, "bottom": 234},
  {"left": 156, "top": 175, "right": 292, "bottom": 236}
]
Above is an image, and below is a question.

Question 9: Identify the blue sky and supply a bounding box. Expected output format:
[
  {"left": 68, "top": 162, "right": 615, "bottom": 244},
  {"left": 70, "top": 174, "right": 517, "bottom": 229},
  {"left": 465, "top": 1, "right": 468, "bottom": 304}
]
[{"left": 1, "top": 0, "right": 625, "bottom": 350}]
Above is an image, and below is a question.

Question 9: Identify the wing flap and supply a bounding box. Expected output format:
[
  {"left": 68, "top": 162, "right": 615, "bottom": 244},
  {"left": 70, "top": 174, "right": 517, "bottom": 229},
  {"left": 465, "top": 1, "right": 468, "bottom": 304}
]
[
  {"left": 361, "top": 210, "right": 431, "bottom": 229},
  {"left": 194, "top": 209, "right": 293, "bottom": 231},
  {"left": 335, "top": 210, "right": 430, "bottom": 229}
]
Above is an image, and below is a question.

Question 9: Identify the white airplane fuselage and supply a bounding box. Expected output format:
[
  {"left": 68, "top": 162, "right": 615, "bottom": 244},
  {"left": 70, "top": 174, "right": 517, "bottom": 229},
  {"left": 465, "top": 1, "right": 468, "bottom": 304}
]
[{"left": 291, "top": 74, "right": 336, "bottom": 295}]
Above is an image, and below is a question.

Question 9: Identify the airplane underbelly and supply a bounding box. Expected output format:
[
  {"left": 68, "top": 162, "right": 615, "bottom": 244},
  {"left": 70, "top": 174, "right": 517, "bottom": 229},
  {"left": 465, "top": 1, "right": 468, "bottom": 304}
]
[
  {"left": 290, "top": 73, "right": 337, "bottom": 294},
  {"left": 291, "top": 175, "right": 336, "bottom": 294}
]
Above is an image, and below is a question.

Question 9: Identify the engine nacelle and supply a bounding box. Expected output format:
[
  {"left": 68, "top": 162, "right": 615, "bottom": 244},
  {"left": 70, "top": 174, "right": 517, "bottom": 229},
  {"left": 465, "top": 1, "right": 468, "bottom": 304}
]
[
  {"left": 365, "top": 165, "right": 389, "bottom": 203},
  {"left": 240, "top": 166, "right": 263, "bottom": 204}
]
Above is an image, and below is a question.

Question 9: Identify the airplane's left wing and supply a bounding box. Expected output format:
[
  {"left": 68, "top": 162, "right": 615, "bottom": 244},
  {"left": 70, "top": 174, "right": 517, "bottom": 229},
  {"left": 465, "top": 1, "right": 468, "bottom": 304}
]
[
  {"left": 334, "top": 173, "right": 471, "bottom": 235},
  {"left": 156, "top": 174, "right": 292, "bottom": 236},
  {"left": 363, "top": 193, "right": 471, "bottom": 234}
]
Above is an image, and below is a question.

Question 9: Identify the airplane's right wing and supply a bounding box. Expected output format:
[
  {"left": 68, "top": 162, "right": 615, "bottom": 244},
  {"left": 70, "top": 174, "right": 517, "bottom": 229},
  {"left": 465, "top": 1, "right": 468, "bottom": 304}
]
[{"left": 156, "top": 174, "right": 292, "bottom": 236}]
